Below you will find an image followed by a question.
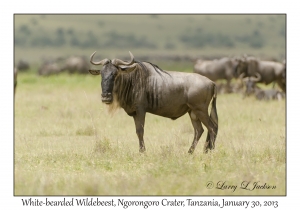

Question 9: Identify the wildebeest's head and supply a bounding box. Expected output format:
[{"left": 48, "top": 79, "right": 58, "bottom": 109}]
[
  {"left": 242, "top": 73, "right": 261, "bottom": 96},
  {"left": 89, "top": 51, "right": 135, "bottom": 104},
  {"left": 233, "top": 56, "right": 248, "bottom": 77}
]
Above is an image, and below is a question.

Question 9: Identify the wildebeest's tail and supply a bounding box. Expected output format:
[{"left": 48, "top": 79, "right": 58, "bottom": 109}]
[
  {"left": 205, "top": 83, "right": 218, "bottom": 152},
  {"left": 210, "top": 83, "right": 218, "bottom": 135}
]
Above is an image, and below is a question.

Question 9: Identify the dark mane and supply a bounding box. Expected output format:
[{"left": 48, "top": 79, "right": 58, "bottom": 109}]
[
  {"left": 113, "top": 60, "right": 169, "bottom": 110},
  {"left": 137, "top": 60, "right": 171, "bottom": 77}
]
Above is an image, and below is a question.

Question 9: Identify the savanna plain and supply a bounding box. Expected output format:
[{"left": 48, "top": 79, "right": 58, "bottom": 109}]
[{"left": 14, "top": 68, "right": 286, "bottom": 195}]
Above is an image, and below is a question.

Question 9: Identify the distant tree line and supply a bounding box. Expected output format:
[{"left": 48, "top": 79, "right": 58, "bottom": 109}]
[
  {"left": 180, "top": 28, "right": 269, "bottom": 49},
  {"left": 14, "top": 24, "right": 284, "bottom": 50}
]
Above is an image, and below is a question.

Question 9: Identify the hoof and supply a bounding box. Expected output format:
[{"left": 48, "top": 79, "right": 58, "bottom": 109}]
[{"left": 188, "top": 148, "right": 194, "bottom": 154}]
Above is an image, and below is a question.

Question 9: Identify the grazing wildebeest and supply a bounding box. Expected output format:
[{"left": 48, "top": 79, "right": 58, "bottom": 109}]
[
  {"left": 243, "top": 56, "right": 286, "bottom": 92},
  {"left": 193, "top": 57, "right": 246, "bottom": 93},
  {"left": 38, "top": 61, "right": 61, "bottom": 76},
  {"left": 255, "top": 89, "right": 285, "bottom": 101},
  {"left": 242, "top": 74, "right": 285, "bottom": 101},
  {"left": 89, "top": 51, "right": 218, "bottom": 153},
  {"left": 216, "top": 72, "right": 246, "bottom": 94},
  {"left": 61, "top": 56, "right": 90, "bottom": 74}
]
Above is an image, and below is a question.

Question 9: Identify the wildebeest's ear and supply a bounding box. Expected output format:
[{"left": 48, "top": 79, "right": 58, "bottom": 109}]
[
  {"left": 88, "top": 70, "right": 101, "bottom": 75},
  {"left": 118, "top": 65, "right": 128, "bottom": 71},
  {"left": 118, "top": 64, "right": 137, "bottom": 73}
]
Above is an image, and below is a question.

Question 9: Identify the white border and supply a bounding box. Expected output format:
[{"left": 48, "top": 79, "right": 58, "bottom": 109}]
[{"left": 2, "top": 0, "right": 298, "bottom": 209}]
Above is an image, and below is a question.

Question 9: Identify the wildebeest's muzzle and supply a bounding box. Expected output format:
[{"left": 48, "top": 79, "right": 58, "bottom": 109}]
[
  {"left": 101, "top": 92, "right": 113, "bottom": 104},
  {"left": 101, "top": 70, "right": 116, "bottom": 104}
]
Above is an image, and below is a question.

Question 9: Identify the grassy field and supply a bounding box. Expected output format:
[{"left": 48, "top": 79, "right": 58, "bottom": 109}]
[{"left": 14, "top": 69, "right": 286, "bottom": 196}]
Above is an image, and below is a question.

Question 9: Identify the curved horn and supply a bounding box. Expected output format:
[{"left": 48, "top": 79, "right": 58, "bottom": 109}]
[
  {"left": 250, "top": 73, "right": 261, "bottom": 82},
  {"left": 90, "top": 51, "right": 109, "bottom": 65},
  {"left": 112, "top": 51, "right": 135, "bottom": 66}
]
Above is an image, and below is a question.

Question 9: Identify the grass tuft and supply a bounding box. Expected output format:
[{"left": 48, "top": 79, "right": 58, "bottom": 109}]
[
  {"left": 93, "top": 137, "right": 113, "bottom": 154},
  {"left": 75, "top": 125, "right": 95, "bottom": 136}
]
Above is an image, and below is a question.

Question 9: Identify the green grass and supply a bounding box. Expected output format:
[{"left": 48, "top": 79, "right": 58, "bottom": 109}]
[{"left": 14, "top": 70, "right": 286, "bottom": 195}]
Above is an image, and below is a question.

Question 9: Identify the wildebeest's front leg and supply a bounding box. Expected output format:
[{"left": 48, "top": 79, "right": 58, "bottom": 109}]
[
  {"left": 225, "top": 79, "right": 232, "bottom": 93},
  {"left": 133, "top": 110, "right": 146, "bottom": 153}
]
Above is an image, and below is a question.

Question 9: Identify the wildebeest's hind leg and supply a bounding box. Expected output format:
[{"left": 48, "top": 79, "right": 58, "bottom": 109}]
[
  {"left": 203, "top": 118, "right": 218, "bottom": 153},
  {"left": 188, "top": 111, "right": 204, "bottom": 154},
  {"left": 192, "top": 110, "right": 217, "bottom": 153},
  {"left": 203, "top": 120, "right": 217, "bottom": 153},
  {"left": 133, "top": 110, "right": 146, "bottom": 153}
]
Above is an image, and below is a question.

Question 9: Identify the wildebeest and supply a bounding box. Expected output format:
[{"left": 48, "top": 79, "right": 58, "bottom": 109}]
[
  {"left": 242, "top": 74, "right": 285, "bottom": 101},
  {"left": 193, "top": 57, "right": 246, "bottom": 93},
  {"left": 241, "top": 56, "right": 286, "bottom": 92},
  {"left": 216, "top": 82, "right": 243, "bottom": 94},
  {"left": 60, "top": 56, "right": 90, "bottom": 74},
  {"left": 255, "top": 89, "right": 285, "bottom": 101},
  {"left": 38, "top": 61, "right": 61, "bottom": 76},
  {"left": 89, "top": 51, "right": 218, "bottom": 153},
  {"left": 242, "top": 73, "right": 261, "bottom": 98},
  {"left": 216, "top": 72, "right": 246, "bottom": 94},
  {"left": 16, "top": 60, "right": 30, "bottom": 71},
  {"left": 14, "top": 67, "right": 18, "bottom": 96}
]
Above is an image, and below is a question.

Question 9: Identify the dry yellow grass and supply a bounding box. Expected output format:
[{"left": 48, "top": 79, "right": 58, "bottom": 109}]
[{"left": 14, "top": 73, "right": 285, "bottom": 195}]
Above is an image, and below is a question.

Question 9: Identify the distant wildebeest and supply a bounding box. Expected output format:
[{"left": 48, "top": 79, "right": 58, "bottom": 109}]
[
  {"left": 38, "top": 61, "right": 61, "bottom": 76},
  {"left": 89, "top": 51, "right": 218, "bottom": 153},
  {"left": 255, "top": 89, "right": 285, "bottom": 101},
  {"left": 241, "top": 56, "right": 286, "bottom": 92},
  {"left": 60, "top": 56, "right": 90, "bottom": 74},
  {"left": 216, "top": 73, "right": 246, "bottom": 94},
  {"left": 241, "top": 73, "right": 261, "bottom": 98},
  {"left": 14, "top": 67, "right": 18, "bottom": 96},
  {"left": 242, "top": 74, "right": 285, "bottom": 101},
  {"left": 193, "top": 56, "right": 247, "bottom": 93},
  {"left": 16, "top": 60, "right": 30, "bottom": 71},
  {"left": 216, "top": 83, "right": 243, "bottom": 94}
]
